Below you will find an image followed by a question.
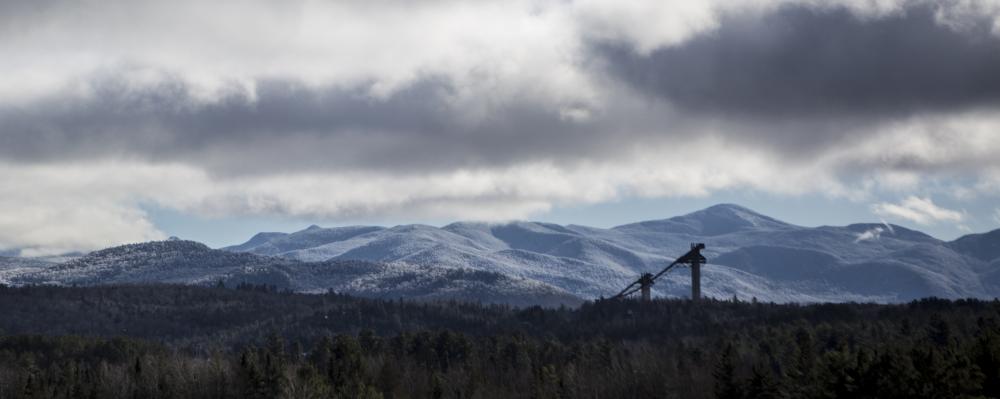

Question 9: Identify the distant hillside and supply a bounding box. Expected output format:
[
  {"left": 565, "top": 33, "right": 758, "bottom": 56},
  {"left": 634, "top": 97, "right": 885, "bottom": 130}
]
[
  {"left": 948, "top": 229, "right": 1000, "bottom": 262},
  {"left": 9, "top": 240, "right": 580, "bottom": 307},
  {"left": 225, "top": 204, "right": 1000, "bottom": 303},
  {"left": 5, "top": 204, "right": 999, "bottom": 305},
  {"left": 0, "top": 256, "right": 54, "bottom": 286},
  {"left": 0, "top": 255, "right": 53, "bottom": 270}
]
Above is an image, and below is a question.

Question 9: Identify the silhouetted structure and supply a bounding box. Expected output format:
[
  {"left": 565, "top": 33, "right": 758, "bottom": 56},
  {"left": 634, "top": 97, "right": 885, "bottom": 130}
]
[{"left": 613, "top": 243, "right": 706, "bottom": 301}]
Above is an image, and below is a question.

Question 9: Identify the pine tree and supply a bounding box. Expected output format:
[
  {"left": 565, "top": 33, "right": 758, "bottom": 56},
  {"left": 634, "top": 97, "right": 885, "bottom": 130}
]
[
  {"left": 973, "top": 321, "right": 1000, "bottom": 397},
  {"left": 714, "top": 344, "right": 743, "bottom": 399},
  {"left": 746, "top": 365, "right": 783, "bottom": 399}
]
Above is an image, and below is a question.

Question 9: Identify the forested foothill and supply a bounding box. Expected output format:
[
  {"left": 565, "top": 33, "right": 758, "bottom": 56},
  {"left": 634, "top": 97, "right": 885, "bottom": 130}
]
[{"left": 0, "top": 284, "right": 999, "bottom": 398}]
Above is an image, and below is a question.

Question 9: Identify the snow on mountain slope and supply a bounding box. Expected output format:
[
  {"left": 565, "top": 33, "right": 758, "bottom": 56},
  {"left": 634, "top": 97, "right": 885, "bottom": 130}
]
[
  {"left": 614, "top": 203, "right": 796, "bottom": 236},
  {"left": 5, "top": 204, "right": 990, "bottom": 305},
  {"left": 948, "top": 228, "right": 1000, "bottom": 262},
  {"left": 249, "top": 221, "right": 661, "bottom": 299},
  {"left": 0, "top": 256, "right": 53, "bottom": 270},
  {"left": 651, "top": 264, "right": 896, "bottom": 303},
  {"left": 284, "top": 261, "right": 579, "bottom": 307},
  {"left": 226, "top": 204, "right": 1000, "bottom": 302},
  {"left": 713, "top": 246, "right": 843, "bottom": 281},
  {"left": 225, "top": 222, "right": 640, "bottom": 299},
  {"left": 224, "top": 232, "right": 289, "bottom": 252},
  {"left": 223, "top": 225, "right": 385, "bottom": 256},
  {"left": 16, "top": 240, "right": 294, "bottom": 286},
  {"left": 8, "top": 240, "right": 581, "bottom": 307},
  {"left": 982, "top": 258, "right": 1000, "bottom": 290},
  {"left": 0, "top": 256, "right": 54, "bottom": 285}
]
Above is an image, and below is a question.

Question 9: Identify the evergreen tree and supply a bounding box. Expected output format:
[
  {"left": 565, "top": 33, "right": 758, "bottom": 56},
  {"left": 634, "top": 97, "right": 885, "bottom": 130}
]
[
  {"left": 714, "top": 344, "right": 743, "bottom": 399},
  {"left": 746, "top": 365, "right": 783, "bottom": 399}
]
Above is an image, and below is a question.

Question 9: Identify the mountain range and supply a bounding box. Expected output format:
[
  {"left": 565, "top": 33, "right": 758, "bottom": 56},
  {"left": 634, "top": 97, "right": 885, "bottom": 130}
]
[{"left": 3, "top": 204, "right": 999, "bottom": 305}]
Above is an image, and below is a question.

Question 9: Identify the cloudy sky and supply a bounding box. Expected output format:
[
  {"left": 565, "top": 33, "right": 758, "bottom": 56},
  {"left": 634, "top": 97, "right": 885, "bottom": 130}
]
[{"left": 3, "top": 0, "right": 1000, "bottom": 255}]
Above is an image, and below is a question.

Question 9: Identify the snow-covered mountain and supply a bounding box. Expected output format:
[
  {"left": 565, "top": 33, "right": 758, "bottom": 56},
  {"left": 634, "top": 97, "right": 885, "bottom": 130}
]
[
  {"left": 0, "top": 256, "right": 53, "bottom": 269},
  {"left": 4, "top": 204, "right": 998, "bottom": 304},
  {"left": 8, "top": 240, "right": 581, "bottom": 307},
  {"left": 225, "top": 204, "right": 1000, "bottom": 303},
  {"left": 948, "top": 229, "right": 1000, "bottom": 262},
  {"left": 0, "top": 256, "right": 54, "bottom": 286}
]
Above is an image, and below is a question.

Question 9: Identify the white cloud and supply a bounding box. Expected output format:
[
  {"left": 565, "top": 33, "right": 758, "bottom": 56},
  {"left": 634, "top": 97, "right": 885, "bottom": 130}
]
[
  {"left": 2, "top": 0, "right": 1000, "bottom": 254},
  {"left": 994, "top": 208, "right": 1000, "bottom": 225},
  {"left": 855, "top": 218, "right": 902, "bottom": 242},
  {"left": 0, "top": 163, "right": 171, "bottom": 256},
  {"left": 573, "top": 0, "right": 722, "bottom": 54},
  {"left": 854, "top": 226, "right": 885, "bottom": 242},
  {"left": 881, "top": 219, "right": 896, "bottom": 235},
  {"left": 871, "top": 196, "right": 965, "bottom": 225},
  {"left": 0, "top": 136, "right": 859, "bottom": 255},
  {"left": 2, "top": 0, "right": 996, "bottom": 106},
  {"left": 4, "top": 108, "right": 1000, "bottom": 255},
  {"left": 0, "top": 0, "right": 597, "bottom": 113}
]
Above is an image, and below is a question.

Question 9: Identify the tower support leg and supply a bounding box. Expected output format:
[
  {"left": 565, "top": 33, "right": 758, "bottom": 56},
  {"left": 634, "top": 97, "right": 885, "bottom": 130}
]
[{"left": 641, "top": 284, "right": 651, "bottom": 301}]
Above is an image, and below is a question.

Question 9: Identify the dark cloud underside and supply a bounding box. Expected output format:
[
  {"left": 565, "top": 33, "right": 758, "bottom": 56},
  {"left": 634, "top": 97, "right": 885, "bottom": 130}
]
[
  {"left": 600, "top": 4, "right": 1000, "bottom": 118},
  {"left": 3, "top": 2, "right": 1000, "bottom": 176},
  {"left": 0, "top": 77, "right": 638, "bottom": 175}
]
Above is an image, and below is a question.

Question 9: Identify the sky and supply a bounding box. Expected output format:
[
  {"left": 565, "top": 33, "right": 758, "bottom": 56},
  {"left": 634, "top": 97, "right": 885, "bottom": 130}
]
[{"left": 3, "top": 0, "right": 1000, "bottom": 254}]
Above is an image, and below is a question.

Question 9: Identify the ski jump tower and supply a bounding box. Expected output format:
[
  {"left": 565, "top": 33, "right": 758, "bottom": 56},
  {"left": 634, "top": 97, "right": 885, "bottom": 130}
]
[{"left": 612, "top": 243, "right": 706, "bottom": 301}]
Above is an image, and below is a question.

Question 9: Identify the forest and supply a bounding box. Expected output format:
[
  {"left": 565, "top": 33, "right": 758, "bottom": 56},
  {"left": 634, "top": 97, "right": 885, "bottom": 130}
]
[{"left": 0, "top": 284, "right": 998, "bottom": 398}]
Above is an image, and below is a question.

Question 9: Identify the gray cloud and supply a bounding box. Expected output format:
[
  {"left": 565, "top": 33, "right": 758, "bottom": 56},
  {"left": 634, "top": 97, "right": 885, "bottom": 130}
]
[
  {"left": 2, "top": 74, "right": 643, "bottom": 176},
  {"left": 599, "top": 3, "right": 1000, "bottom": 118},
  {"left": 2, "top": 1, "right": 999, "bottom": 178},
  {"left": 4, "top": 0, "right": 1000, "bottom": 254}
]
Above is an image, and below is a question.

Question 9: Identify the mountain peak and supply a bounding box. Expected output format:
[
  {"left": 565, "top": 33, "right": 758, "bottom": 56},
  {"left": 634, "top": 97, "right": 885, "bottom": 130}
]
[
  {"left": 305, "top": 224, "right": 323, "bottom": 231},
  {"left": 681, "top": 204, "right": 793, "bottom": 234},
  {"left": 66, "top": 240, "right": 214, "bottom": 268},
  {"left": 948, "top": 228, "right": 1000, "bottom": 262},
  {"left": 615, "top": 203, "right": 794, "bottom": 235},
  {"left": 224, "top": 232, "right": 290, "bottom": 252},
  {"left": 702, "top": 203, "right": 755, "bottom": 213}
]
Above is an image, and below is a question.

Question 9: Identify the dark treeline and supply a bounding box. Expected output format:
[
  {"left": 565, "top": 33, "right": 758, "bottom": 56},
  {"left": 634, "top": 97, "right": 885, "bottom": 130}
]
[{"left": 0, "top": 285, "right": 999, "bottom": 398}]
